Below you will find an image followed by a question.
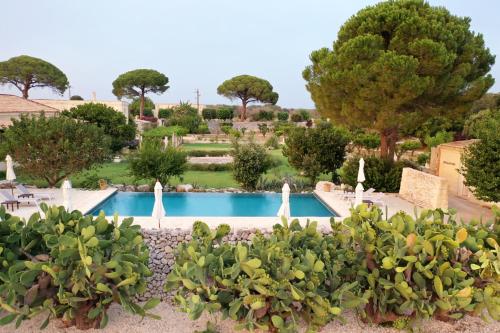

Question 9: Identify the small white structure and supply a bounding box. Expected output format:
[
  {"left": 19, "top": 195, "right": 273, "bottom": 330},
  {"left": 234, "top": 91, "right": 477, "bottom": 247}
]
[
  {"left": 61, "top": 179, "right": 72, "bottom": 211},
  {"left": 277, "top": 183, "right": 291, "bottom": 219},
  {"left": 5, "top": 155, "right": 16, "bottom": 182},
  {"left": 354, "top": 158, "right": 365, "bottom": 206},
  {"left": 152, "top": 181, "right": 166, "bottom": 228},
  {"left": 163, "top": 136, "right": 169, "bottom": 148}
]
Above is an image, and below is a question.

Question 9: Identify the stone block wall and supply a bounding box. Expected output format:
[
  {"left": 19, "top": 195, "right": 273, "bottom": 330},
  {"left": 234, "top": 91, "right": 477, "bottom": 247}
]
[
  {"left": 399, "top": 167, "right": 448, "bottom": 209},
  {"left": 138, "top": 227, "right": 272, "bottom": 301}
]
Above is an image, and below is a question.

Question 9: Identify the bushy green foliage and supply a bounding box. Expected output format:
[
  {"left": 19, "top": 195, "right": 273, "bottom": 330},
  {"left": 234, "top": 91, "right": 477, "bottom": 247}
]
[
  {"left": 283, "top": 121, "right": 350, "bottom": 184},
  {"left": 290, "top": 113, "right": 304, "bottom": 122},
  {"left": 339, "top": 156, "right": 417, "bottom": 192},
  {"left": 277, "top": 111, "right": 289, "bottom": 122},
  {"left": 352, "top": 132, "right": 381, "bottom": 152},
  {"left": 257, "top": 123, "right": 270, "bottom": 137},
  {"left": 265, "top": 135, "right": 280, "bottom": 150},
  {"left": 424, "top": 131, "right": 454, "bottom": 148},
  {"left": 128, "top": 97, "right": 156, "bottom": 117},
  {"left": 167, "top": 206, "right": 499, "bottom": 331},
  {"left": 187, "top": 163, "right": 232, "bottom": 172},
  {"left": 395, "top": 140, "right": 422, "bottom": 160},
  {"left": 63, "top": 103, "right": 136, "bottom": 152},
  {"left": 158, "top": 108, "right": 174, "bottom": 119},
  {"left": 216, "top": 108, "right": 234, "bottom": 120},
  {"left": 196, "top": 123, "right": 210, "bottom": 134},
  {"left": 461, "top": 133, "right": 500, "bottom": 202},
  {"left": 0, "top": 205, "right": 157, "bottom": 330},
  {"left": 165, "top": 103, "right": 202, "bottom": 133},
  {"left": 417, "top": 153, "right": 430, "bottom": 166},
  {"left": 344, "top": 205, "right": 499, "bottom": 324},
  {"left": 273, "top": 122, "right": 296, "bottom": 137},
  {"left": 202, "top": 108, "right": 217, "bottom": 120},
  {"left": 220, "top": 124, "right": 233, "bottom": 135},
  {"left": 463, "top": 108, "right": 500, "bottom": 140},
  {"left": 70, "top": 95, "right": 83, "bottom": 101},
  {"left": 129, "top": 141, "right": 187, "bottom": 184},
  {"left": 303, "top": 0, "right": 495, "bottom": 160},
  {"left": 252, "top": 110, "right": 274, "bottom": 121},
  {"left": 1, "top": 115, "right": 110, "bottom": 187},
  {"left": 142, "top": 126, "right": 189, "bottom": 138},
  {"left": 165, "top": 219, "right": 358, "bottom": 332},
  {"left": 256, "top": 177, "right": 310, "bottom": 193},
  {"left": 231, "top": 140, "right": 270, "bottom": 190}
]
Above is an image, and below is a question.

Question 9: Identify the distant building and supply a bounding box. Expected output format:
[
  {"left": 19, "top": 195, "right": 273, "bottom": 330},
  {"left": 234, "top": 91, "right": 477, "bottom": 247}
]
[
  {"left": 0, "top": 94, "right": 59, "bottom": 127},
  {"left": 33, "top": 98, "right": 129, "bottom": 120}
]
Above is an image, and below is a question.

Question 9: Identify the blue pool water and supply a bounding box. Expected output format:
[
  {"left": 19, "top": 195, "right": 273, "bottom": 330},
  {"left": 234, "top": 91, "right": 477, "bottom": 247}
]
[{"left": 90, "top": 192, "right": 336, "bottom": 217}]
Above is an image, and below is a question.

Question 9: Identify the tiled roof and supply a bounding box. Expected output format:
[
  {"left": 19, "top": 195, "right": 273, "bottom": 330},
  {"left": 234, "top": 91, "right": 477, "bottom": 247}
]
[{"left": 0, "top": 94, "right": 59, "bottom": 114}]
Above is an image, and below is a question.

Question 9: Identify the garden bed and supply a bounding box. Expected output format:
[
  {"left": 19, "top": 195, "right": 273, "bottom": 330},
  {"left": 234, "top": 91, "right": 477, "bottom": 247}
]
[{"left": 1, "top": 302, "right": 497, "bottom": 333}]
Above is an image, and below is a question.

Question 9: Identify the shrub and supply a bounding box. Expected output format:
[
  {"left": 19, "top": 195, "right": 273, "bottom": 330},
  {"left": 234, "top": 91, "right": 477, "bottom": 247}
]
[
  {"left": 70, "top": 95, "right": 83, "bottom": 100},
  {"left": 167, "top": 114, "right": 202, "bottom": 133},
  {"left": 196, "top": 123, "right": 210, "bottom": 134},
  {"left": 165, "top": 219, "right": 356, "bottom": 332},
  {"left": 344, "top": 205, "right": 499, "bottom": 324},
  {"left": 273, "top": 121, "right": 296, "bottom": 137},
  {"left": 395, "top": 140, "right": 422, "bottom": 160},
  {"left": 202, "top": 108, "right": 217, "bottom": 120},
  {"left": 220, "top": 124, "right": 233, "bottom": 135},
  {"left": 187, "top": 163, "right": 232, "bottom": 172},
  {"left": 231, "top": 140, "right": 271, "bottom": 190},
  {"left": 424, "top": 130, "right": 454, "bottom": 148},
  {"left": 338, "top": 156, "right": 418, "bottom": 192},
  {"left": 158, "top": 108, "right": 174, "bottom": 119},
  {"left": 129, "top": 97, "right": 155, "bottom": 117},
  {"left": 265, "top": 135, "right": 279, "bottom": 149},
  {"left": 78, "top": 171, "right": 111, "bottom": 190},
  {"left": 417, "top": 152, "right": 430, "bottom": 166},
  {"left": 252, "top": 110, "right": 274, "bottom": 121},
  {"left": 130, "top": 141, "right": 187, "bottom": 184},
  {"left": 283, "top": 121, "right": 350, "bottom": 184},
  {"left": 461, "top": 136, "right": 500, "bottom": 202},
  {"left": 257, "top": 123, "right": 270, "bottom": 137},
  {"left": 1, "top": 114, "right": 110, "bottom": 187},
  {"left": 290, "top": 113, "right": 303, "bottom": 122},
  {"left": 463, "top": 108, "right": 500, "bottom": 140},
  {"left": 298, "top": 109, "right": 311, "bottom": 121},
  {"left": 352, "top": 131, "right": 381, "bottom": 152},
  {"left": 142, "top": 126, "right": 189, "bottom": 138},
  {"left": 216, "top": 107, "right": 234, "bottom": 120},
  {"left": 0, "top": 205, "right": 157, "bottom": 329},
  {"left": 63, "top": 102, "right": 136, "bottom": 152},
  {"left": 256, "top": 176, "right": 311, "bottom": 192},
  {"left": 277, "top": 111, "right": 289, "bottom": 121}
]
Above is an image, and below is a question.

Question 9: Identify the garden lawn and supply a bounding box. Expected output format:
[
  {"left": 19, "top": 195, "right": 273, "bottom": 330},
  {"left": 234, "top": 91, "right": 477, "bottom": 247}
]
[{"left": 17, "top": 147, "right": 330, "bottom": 189}]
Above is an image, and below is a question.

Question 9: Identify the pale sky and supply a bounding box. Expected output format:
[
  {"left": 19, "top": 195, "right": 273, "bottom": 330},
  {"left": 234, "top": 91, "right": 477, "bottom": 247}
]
[{"left": 1, "top": 0, "right": 499, "bottom": 108}]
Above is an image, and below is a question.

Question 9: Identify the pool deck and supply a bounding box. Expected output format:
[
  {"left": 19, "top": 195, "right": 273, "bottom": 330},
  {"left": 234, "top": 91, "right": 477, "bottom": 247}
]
[{"left": 4, "top": 187, "right": 493, "bottom": 231}]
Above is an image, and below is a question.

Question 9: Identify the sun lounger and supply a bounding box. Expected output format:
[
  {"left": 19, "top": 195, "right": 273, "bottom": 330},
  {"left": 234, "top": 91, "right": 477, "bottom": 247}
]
[
  {"left": 16, "top": 184, "right": 54, "bottom": 201},
  {"left": 0, "top": 190, "right": 41, "bottom": 211}
]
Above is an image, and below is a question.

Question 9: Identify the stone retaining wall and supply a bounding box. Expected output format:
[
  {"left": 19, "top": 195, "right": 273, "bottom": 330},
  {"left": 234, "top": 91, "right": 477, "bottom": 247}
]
[
  {"left": 399, "top": 167, "right": 448, "bottom": 209},
  {"left": 138, "top": 227, "right": 272, "bottom": 301}
]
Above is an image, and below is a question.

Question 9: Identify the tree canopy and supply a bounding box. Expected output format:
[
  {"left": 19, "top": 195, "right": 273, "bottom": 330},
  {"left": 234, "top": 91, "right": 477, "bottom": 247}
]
[
  {"left": 63, "top": 103, "right": 136, "bottom": 152},
  {"left": 1, "top": 115, "right": 110, "bottom": 187},
  {"left": 303, "top": 0, "right": 495, "bottom": 160},
  {"left": 217, "top": 75, "right": 278, "bottom": 120},
  {"left": 112, "top": 69, "right": 169, "bottom": 118},
  {"left": 0, "top": 55, "right": 69, "bottom": 98}
]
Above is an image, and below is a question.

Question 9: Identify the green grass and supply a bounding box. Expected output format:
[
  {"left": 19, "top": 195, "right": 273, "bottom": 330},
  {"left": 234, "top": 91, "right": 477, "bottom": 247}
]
[
  {"left": 180, "top": 143, "right": 232, "bottom": 151},
  {"left": 17, "top": 147, "right": 330, "bottom": 189}
]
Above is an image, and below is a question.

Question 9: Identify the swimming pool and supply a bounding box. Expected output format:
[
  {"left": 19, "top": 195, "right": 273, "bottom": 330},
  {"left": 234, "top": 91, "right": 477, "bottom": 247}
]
[{"left": 90, "top": 192, "right": 336, "bottom": 217}]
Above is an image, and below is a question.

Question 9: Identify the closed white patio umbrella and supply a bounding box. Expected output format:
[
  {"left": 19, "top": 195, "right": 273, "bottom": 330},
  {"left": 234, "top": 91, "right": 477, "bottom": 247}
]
[
  {"left": 5, "top": 155, "right": 16, "bottom": 182},
  {"left": 277, "top": 183, "right": 291, "bottom": 219},
  {"left": 152, "top": 181, "right": 166, "bottom": 228},
  {"left": 61, "top": 179, "right": 72, "bottom": 211},
  {"left": 354, "top": 158, "right": 365, "bottom": 206}
]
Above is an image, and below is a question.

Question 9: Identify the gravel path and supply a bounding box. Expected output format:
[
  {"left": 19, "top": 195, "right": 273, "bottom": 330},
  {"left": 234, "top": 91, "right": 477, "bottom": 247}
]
[{"left": 1, "top": 302, "right": 498, "bottom": 333}]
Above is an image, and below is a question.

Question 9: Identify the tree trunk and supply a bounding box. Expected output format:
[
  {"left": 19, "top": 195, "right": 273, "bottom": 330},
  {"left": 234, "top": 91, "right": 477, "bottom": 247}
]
[
  {"left": 139, "top": 92, "right": 145, "bottom": 119},
  {"left": 22, "top": 84, "right": 29, "bottom": 99},
  {"left": 240, "top": 101, "right": 247, "bottom": 121},
  {"left": 380, "top": 128, "right": 398, "bottom": 162}
]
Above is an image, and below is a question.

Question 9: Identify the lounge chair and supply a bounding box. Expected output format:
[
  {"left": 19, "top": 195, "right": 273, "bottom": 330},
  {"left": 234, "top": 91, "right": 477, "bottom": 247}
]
[
  {"left": 0, "top": 190, "right": 41, "bottom": 211},
  {"left": 16, "top": 184, "right": 54, "bottom": 201},
  {"left": 343, "top": 188, "right": 386, "bottom": 206}
]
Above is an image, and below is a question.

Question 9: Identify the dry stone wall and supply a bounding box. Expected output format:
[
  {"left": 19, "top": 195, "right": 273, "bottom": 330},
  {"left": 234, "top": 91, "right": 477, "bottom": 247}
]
[{"left": 399, "top": 167, "right": 448, "bottom": 209}]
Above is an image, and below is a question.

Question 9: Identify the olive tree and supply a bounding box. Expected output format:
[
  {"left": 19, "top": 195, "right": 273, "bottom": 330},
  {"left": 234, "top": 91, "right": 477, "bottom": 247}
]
[
  {"left": 217, "top": 75, "right": 278, "bottom": 120},
  {"left": 112, "top": 69, "right": 169, "bottom": 118},
  {"left": 303, "top": 0, "right": 494, "bottom": 161},
  {"left": 0, "top": 55, "right": 69, "bottom": 98}
]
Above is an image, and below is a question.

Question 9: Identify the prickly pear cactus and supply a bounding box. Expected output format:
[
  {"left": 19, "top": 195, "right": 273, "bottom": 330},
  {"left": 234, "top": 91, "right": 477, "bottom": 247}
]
[{"left": 0, "top": 205, "right": 159, "bottom": 330}]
